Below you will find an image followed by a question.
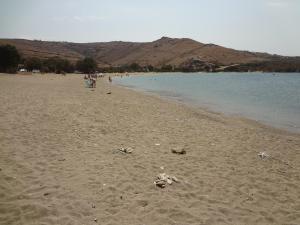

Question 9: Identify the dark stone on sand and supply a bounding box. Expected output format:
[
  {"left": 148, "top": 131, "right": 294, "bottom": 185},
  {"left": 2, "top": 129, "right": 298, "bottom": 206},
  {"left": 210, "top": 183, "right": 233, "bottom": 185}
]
[{"left": 171, "top": 148, "right": 186, "bottom": 155}]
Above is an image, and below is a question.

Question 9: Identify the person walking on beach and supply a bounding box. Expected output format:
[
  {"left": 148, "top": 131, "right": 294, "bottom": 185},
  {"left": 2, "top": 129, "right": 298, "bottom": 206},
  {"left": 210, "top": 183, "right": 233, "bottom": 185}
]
[
  {"left": 107, "top": 75, "right": 112, "bottom": 94},
  {"left": 91, "top": 74, "right": 97, "bottom": 88}
]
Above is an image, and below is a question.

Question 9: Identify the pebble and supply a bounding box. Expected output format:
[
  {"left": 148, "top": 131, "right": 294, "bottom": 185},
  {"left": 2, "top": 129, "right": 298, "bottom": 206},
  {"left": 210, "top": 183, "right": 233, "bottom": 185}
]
[
  {"left": 171, "top": 147, "right": 186, "bottom": 155},
  {"left": 154, "top": 173, "right": 179, "bottom": 188},
  {"left": 118, "top": 147, "right": 133, "bottom": 154}
]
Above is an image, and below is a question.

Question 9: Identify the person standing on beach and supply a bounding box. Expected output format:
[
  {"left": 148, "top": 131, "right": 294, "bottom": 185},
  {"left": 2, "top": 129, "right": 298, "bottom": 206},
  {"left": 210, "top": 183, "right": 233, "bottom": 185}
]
[
  {"left": 91, "top": 74, "right": 96, "bottom": 88},
  {"left": 84, "top": 74, "right": 90, "bottom": 88},
  {"left": 107, "top": 76, "right": 112, "bottom": 94}
]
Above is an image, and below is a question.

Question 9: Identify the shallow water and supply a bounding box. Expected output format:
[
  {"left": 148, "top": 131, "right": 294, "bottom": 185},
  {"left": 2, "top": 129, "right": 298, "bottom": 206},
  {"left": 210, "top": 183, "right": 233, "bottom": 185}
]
[{"left": 114, "top": 72, "right": 300, "bottom": 133}]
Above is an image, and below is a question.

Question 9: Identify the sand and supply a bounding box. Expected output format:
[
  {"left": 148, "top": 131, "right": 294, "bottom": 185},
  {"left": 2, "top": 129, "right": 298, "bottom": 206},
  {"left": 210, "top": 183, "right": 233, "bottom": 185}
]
[{"left": 0, "top": 73, "right": 300, "bottom": 225}]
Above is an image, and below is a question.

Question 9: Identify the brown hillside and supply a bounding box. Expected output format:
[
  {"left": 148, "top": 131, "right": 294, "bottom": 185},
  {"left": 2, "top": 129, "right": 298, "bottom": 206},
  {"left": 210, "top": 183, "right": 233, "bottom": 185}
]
[
  {"left": 0, "top": 39, "right": 83, "bottom": 62},
  {"left": 0, "top": 37, "right": 277, "bottom": 67}
]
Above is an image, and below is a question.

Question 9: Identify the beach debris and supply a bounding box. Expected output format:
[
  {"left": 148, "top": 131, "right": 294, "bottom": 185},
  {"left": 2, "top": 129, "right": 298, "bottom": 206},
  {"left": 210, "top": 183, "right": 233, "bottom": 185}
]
[
  {"left": 246, "top": 194, "right": 254, "bottom": 202},
  {"left": 94, "top": 218, "right": 98, "bottom": 222},
  {"left": 160, "top": 166, "right": 164, "bottom": 170},
  {"left": 43, "top": 192, "right": 50, "bottom": 196},
  {"left": 92, "top": 204, "right": 96, "bottom": 208},
  {"left": 258, "top": 152, "right": 269, "bottom": 160},
  {"left": 117, "top": 147, "right": 133, "bottom": 154},
  {"left": 155, "top": 143, "right": 161, "bottom": 146},
  {"left": 154, "top": 173, "right": 179, "bottom": 188},
  {"left": 58, "top": 158, "right": 66, "bottom": 161},
  {"left": 106, "top": 92, "right": 112, "bottom": 94},
  {"left": 155, "top": 180, "right": 166, "bottom": 188},
  {"left": 171, "top": 147, "right": 186, "bottom": 155}
]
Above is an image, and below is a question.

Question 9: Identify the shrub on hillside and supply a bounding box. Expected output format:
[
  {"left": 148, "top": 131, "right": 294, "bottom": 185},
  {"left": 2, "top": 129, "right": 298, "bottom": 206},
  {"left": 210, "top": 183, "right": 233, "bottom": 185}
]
[{"left": 0, "top": 44, "right": 21, "bottom": 73}]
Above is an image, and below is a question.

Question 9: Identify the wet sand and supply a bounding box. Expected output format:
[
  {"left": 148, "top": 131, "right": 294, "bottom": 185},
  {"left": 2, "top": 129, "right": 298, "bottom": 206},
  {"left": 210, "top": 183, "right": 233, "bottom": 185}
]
[{"left": 0, "top": 73, "right": 300, "bottom": 225}]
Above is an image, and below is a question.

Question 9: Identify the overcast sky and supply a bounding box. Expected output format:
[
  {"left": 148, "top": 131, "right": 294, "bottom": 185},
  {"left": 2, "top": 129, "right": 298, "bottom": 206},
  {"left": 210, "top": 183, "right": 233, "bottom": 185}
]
[{"left": 0, "top": 0, "right": 299, "bottom": 56}]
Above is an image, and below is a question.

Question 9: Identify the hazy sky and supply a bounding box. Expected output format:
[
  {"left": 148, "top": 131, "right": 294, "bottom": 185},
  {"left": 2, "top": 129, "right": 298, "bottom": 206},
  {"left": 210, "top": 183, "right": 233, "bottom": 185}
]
[{"left": 0, "top": 0, "right": 299, "bottom": 56}]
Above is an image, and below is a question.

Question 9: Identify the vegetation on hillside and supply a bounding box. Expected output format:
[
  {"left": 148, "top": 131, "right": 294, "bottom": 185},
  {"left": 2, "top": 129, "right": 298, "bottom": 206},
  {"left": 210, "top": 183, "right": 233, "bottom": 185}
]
[
  {"left": 76, "top": 57, "right": 97, "bottom": 73},
  {"left": 223, "top": 58, "right": 300, "bottom": 72},
  {"left": 23, "top": 57, "right": 75, "bottom": 73},
  {"left": 0, "top": 44, "right": 21, "bottom": 73},
  {"left": 0, "top": 44, "right": 99, "bottom": 74}
]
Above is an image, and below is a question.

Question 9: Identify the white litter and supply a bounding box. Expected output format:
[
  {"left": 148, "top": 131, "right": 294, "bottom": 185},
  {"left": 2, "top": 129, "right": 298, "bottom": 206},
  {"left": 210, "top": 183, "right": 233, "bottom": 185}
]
[{"left": 258, "top": 152, "right": 269, "bottom": 159}]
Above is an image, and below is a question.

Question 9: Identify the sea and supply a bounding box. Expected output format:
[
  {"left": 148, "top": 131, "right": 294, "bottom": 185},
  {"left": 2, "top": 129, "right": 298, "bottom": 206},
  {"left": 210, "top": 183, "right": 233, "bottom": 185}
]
[{"left": 114, "top": 72, "right": 300, "bottom": 133}]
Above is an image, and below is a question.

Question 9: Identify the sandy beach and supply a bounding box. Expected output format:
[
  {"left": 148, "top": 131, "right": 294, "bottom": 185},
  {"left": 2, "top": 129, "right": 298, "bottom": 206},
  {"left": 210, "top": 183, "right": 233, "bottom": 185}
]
[{"left": 0, "top": 73, "right": 300, "bottom": 225}]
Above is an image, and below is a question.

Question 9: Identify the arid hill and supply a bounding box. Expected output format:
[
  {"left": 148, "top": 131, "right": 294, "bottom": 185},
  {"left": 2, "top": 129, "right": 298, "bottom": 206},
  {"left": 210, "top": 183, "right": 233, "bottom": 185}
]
[{"left": 1, "top": 37, "right": 299, "bottom": 71}]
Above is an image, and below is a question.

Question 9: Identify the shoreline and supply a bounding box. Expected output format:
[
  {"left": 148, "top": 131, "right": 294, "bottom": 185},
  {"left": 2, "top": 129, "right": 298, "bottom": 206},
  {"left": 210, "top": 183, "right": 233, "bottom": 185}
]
[
  {"left": 113, "top": 74, "right": 300, "bottom": 135},
  {"left": 119, "top": 82, "right": 300, "bottom": 137},
  {"left": 2, "top": 72, "right": 299, "bottom": 135},
  {"left": 119, "top": 82, "right": 300, "bottom": 136},
  {"left": 1, "top": 73, "right": 300, "bottom": 225}
]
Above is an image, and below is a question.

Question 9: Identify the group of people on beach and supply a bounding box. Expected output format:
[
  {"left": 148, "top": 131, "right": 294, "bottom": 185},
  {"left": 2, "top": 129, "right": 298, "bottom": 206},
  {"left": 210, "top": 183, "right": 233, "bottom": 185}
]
[
  {"left": 84, "top": 74, "right": 97, "bottom": 88},
  {"left": 83, "top": 73, "right": 113, "bottom": 93}
]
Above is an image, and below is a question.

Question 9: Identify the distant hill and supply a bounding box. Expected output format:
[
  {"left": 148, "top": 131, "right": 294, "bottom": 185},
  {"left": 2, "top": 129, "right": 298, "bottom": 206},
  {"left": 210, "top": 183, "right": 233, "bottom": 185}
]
[{"left": 1, "top": 37, "right": 299, "bottom": 72}]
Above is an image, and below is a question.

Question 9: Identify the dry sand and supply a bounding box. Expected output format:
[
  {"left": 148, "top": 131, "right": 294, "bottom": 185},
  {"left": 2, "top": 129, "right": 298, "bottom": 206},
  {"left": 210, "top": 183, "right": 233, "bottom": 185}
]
[{"left": 0, "top": 73, "right": 300, "bottom": 225}]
